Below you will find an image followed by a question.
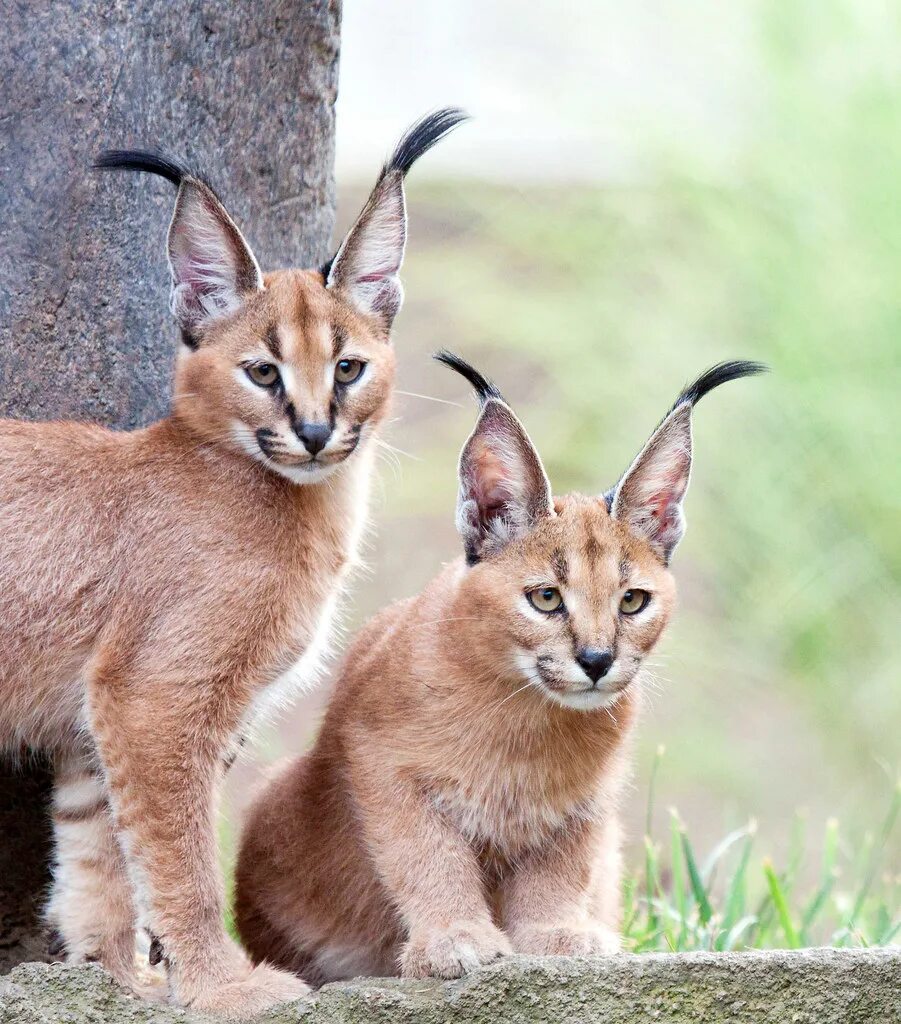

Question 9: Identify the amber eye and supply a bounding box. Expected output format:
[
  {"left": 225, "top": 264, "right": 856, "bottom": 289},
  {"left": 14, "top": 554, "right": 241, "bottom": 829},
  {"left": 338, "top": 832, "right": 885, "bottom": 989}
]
[
  {"left": 620, "top": 589, "right": 650, "bottom": 615},
  {"left": 527, "top": 587, "right": 564, "bottom": 613},
  {"left": 335, "top": 358, "right": 365, "bottom": 385},
  {"left": 245, "top": 362, "right": 280, "bottom": 388}
]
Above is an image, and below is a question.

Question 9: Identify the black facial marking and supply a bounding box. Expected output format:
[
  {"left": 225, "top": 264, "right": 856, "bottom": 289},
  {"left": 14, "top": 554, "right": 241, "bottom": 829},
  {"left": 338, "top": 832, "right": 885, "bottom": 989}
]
[
  {"left": 341, "top": 434, "right": 361, "bottom": 458},
  {"left": 584, "top": 532, "right": 603, "bottom": 566},
  {"left": 255, "top": 428, "right": 278, "bottom": 456},
  {"left": 332, "top": 324, "right": 348, "bottom": 358},
  {"left": 264, "top": 324, "right": 282, "bottom": 360},
  {"left": 284, "top": 400, "right": 303, "bottom": 437},
  {"left": 619, "top": 557, "right": 633, "bottom": 586},
  {"left": 551, "top": 549, "right": 568, "bottom": 585}
]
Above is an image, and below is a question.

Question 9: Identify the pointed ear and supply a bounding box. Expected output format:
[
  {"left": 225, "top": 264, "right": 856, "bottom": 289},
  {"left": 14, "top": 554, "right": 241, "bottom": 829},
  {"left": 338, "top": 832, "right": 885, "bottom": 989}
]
[
  {"left": 326, "top": 173, "right": 406, "bottom": 326},
  {"left": 610, "top": 404, "right": 693, "bottom": 564},
  {"left": 167, "top": 179, "right": 263, "bottom": 342},
  {"left": 326, "top": 108, "right": 468, "bottom": 328},
  {"left": 609, "top": 359, "right": 767, "bottom": 563},
  {"left": 457, "top": 399, "right": 554, "bottom": 563}
]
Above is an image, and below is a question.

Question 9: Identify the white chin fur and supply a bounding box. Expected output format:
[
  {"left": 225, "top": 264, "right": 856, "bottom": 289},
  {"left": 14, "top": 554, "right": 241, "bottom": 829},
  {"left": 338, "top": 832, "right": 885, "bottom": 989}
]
[
  {"left": 267, "top": 460, "right": 341, "bottom": 485},
  {"left": 542, "top": 686, "right": 624, "bottom": 712}
]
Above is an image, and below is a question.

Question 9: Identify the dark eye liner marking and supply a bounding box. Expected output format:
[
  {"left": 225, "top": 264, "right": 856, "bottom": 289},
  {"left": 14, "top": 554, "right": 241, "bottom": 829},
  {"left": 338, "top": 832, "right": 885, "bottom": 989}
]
[
  {"left": 551, "top": 549, "right": 568, "bottom": 585},
  {"left": 264, "top": 325, "right": 282, "bottom": 360}
]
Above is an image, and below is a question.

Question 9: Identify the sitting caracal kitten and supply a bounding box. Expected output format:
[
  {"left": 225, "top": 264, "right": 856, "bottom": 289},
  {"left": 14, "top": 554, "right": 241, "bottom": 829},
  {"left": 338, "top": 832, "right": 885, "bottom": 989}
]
[
  {"left": 0, "top": 109, "right": 465, "bottom": 1017},
  {"left": 235, "top": 351, "right": 764, "bottom": 983}
]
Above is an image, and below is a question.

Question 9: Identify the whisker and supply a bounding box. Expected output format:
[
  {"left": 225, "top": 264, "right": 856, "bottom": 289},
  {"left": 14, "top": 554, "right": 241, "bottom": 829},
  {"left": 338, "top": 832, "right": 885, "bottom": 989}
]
[
  {"left": 406, "top": 616, "right": 494, "bottom": 629},
  {"left": 374, "top": 438, "right": 421, "bottom": 462},
  {"left": 396, "top": 389, "right": 463, "bottom": 408},
  {"left": 493, "top": 680, "right": 539, "bottom": 710}
]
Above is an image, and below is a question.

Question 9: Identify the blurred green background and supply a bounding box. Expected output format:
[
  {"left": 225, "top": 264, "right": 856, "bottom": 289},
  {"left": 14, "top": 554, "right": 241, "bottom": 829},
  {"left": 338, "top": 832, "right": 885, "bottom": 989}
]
[{"left": 226, "top": 0, "right": 899, "bottom": 929}]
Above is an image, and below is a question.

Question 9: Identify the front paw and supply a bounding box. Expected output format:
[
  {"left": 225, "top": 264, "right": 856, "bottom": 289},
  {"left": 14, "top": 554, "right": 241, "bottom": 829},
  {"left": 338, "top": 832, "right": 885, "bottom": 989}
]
[
  {"left": 511, "top": 923, "right": 621, "bottom": 957},
  {"left": 186, "top": 962, "right": 311, "bottom": 1019},
  {"left": 401, "top": 920, "right": 512, "bottom": 979}
]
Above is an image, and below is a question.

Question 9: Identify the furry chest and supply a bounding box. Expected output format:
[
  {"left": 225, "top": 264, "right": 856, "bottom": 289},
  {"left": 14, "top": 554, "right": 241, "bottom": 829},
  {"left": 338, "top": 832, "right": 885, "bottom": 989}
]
[{"left": 430, "top": 766, "right": 581, "bottom": 860}]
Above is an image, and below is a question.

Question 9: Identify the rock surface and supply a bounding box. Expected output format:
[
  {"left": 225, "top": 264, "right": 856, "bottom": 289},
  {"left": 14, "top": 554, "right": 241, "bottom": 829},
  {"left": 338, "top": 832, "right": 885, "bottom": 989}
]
[
  {"left": 0, "top": 0, "right": 339, "bottom": 969},
  {"left": 1, "top": 950, "right": 898, "bottom": 1023}
]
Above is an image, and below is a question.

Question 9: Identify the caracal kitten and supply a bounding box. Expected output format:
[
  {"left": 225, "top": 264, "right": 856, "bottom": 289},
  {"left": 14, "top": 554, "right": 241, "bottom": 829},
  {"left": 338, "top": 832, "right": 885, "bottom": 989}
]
[
  {"left": 235, "top": 351, "right": 764, "bottom": 983},
  {"left": 0, "top": 110, "right": 465, "bottom": 1017}
]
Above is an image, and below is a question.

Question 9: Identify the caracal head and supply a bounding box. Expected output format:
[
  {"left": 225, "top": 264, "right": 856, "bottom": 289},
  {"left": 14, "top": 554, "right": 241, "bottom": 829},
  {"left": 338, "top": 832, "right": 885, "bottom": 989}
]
[{"left": 437, "top": 352, "right": 765, "bottom": 711}]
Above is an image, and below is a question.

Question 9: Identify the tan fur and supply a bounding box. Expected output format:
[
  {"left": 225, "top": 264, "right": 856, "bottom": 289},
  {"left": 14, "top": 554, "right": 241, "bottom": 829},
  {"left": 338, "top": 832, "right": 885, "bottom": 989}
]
[
  {"left": 235, "top": 353, "right": 763, "bottom": 983},
  {"left": 0, "top": 107, "right": 471, "bottom": 1015},
  {"left": 236, "top": 494, "right": 675, "bottom": 982},
  {"left": 0, "top": 268, "right": 395, "bottom": 1015}
]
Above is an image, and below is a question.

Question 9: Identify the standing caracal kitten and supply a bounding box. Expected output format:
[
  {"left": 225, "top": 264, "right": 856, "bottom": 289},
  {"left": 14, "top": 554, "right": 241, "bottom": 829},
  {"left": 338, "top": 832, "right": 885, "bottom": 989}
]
[
  {"left": 0, "top": 110, "right": 465, "bottom": 1017},
  {"left": 236, "top": 352, "right": 764, "bottom": 983}
]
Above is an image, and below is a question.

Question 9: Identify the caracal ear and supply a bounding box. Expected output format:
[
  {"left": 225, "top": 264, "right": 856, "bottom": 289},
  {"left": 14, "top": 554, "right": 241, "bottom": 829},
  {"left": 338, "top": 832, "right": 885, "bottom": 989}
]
[
  {"left": 610, "top": 403, "right": 694, "bottom": 564},
  {"left": 435, "top": 351, "right": 553, "bottom": 564},
  {"left": 326, "top": 109, "right": 468, "bottom": 329},
  {"left": 610, "top": 360, "right": 767, "bottom": 564},
  {"left": 94, "top": 150, "right": 263, "bottom": 346},
  {"left": 166, "top": 178, "right": 263, "bottom": 342}
]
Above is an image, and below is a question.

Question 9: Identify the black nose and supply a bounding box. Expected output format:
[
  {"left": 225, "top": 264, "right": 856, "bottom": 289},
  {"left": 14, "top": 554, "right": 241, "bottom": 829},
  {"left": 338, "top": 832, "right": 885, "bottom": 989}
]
[
  {"left": 576, "top": 648, "right": 614, "bottom": 683},
  {"left": 295, "top": 422, "right": 331, "bottom": 456}
]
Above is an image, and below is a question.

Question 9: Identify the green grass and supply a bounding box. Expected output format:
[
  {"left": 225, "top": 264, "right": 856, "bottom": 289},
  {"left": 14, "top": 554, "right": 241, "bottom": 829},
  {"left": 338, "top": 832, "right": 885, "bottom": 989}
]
[{"left": 623, "top": 747, "right": 900, "bottom": 951}]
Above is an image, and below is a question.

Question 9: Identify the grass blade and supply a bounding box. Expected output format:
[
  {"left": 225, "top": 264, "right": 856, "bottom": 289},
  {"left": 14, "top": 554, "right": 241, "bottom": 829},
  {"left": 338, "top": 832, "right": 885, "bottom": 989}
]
[
  {"left": 681, "top": 827, "right": 714, "bottom": 926},
  {"left": 800, "top": 817, "right": 840, "bottom": 943},
  {"left": 764, "top": 858, "right": 800, "bottom": 948},
  {"left": 847, "top": 780, "right": 900, "bottom": 931}
]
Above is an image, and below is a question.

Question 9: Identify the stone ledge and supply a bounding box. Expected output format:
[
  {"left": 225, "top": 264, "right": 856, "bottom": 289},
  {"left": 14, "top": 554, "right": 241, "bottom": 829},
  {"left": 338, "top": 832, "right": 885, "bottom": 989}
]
[{"left": 1, "top": 949, "right": 898, "bottom": 1023}]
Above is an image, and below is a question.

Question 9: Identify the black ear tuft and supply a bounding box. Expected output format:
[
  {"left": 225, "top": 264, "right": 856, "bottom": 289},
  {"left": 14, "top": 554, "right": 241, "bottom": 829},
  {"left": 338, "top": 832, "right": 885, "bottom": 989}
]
[
  {"left": 93, "top": 149, "right": 190, "bottom": 188},
  {"left": 434, "top": 350, "right": 504, "bottom": 405},
  {"left": 671, "top": 359, "right": 768, "bottom": 412},
  {"left": 386, "top": 108, "right": 469, "bottom": 178}
]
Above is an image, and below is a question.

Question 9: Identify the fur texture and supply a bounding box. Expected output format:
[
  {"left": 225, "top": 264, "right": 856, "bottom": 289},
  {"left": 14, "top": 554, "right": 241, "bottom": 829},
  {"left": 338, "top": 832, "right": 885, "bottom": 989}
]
[
  {"left": 1, "top": 110, "right": 464, "bottom": 1018},
  {"left": 235, "top": 355, "right": 764, "bottom": 983}
]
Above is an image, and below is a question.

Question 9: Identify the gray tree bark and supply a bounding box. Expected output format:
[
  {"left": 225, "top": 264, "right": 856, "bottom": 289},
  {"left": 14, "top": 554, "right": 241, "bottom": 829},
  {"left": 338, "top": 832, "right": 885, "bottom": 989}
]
[{"left": 0, "top": 0, "right": 340, "bottom": 970}]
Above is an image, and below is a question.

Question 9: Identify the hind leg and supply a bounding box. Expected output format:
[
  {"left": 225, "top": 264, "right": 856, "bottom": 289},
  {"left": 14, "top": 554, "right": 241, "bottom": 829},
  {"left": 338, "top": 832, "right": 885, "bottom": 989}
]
[{"left": 46, "top": 753, "right": 165, "bottom": 998}]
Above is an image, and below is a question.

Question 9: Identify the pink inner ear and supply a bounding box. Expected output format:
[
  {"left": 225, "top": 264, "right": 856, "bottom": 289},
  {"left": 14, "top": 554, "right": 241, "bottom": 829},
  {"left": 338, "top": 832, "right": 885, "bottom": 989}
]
[
  {"left": 469, "top": 443, "right": 516, "bottom": 517},
  {"left": 645, "top": 466, "right": 688, "bottom": 520},
  {"left": 170, "top": 227, "right": 213, "bottom": 293}
]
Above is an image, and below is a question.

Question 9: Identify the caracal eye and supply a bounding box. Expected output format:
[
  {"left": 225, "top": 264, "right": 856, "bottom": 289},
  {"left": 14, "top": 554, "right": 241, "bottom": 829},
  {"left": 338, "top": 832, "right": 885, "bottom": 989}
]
[
  {"left": 620, "top": 588, "right": 650, "bottom": 615},
  {"left": 527, "top": 586, "right": 564, "bottom": 613},
  {"left": 245, "top": 362, "right": 281, "bottom": 388},
  {"left": 335, "top": 358, "right": 366, "bottom": 385}
]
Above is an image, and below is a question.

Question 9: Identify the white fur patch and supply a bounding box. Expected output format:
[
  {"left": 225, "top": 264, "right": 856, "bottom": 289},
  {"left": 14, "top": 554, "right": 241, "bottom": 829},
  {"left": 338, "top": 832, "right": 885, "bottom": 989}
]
[
  {"left": 244, "top": 591, "right": 340, "bottom": 731},
  {"left": 53, "top": 773, "right": 105, "bottom": 816}
]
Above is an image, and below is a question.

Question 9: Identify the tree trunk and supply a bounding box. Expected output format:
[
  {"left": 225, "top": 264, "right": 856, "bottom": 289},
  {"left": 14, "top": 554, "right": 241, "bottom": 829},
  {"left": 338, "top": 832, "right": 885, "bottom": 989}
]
[{"left": 0, "top": 0, "right": 340, "bottom": 971}]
